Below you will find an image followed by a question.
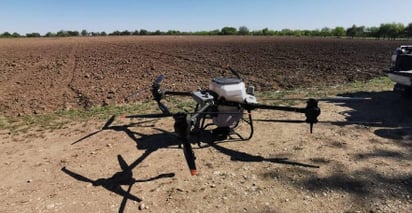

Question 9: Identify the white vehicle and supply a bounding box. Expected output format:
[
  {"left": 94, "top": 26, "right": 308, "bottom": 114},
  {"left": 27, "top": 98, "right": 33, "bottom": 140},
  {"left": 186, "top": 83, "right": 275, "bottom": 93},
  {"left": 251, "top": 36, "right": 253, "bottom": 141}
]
[{"left": 386, "top": 45, "right": 412, "bottom": 96}]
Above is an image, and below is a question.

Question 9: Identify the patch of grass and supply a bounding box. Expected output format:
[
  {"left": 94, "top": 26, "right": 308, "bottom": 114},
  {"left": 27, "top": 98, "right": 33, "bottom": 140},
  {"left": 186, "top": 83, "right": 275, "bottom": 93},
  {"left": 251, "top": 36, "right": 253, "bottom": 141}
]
[{"left": 0, "top": 77, "right": 395, "bottom": 133}]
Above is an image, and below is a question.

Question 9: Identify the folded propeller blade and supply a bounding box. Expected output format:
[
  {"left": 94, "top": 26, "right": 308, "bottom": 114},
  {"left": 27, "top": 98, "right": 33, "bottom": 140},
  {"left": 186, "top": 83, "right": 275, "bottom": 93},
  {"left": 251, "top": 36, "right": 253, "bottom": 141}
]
[
  {"left": 182, "top": 140, "right": 197, "bottom": 176},
  {"left": 154, "top": 74, "right": 164, "bottom": 84}
]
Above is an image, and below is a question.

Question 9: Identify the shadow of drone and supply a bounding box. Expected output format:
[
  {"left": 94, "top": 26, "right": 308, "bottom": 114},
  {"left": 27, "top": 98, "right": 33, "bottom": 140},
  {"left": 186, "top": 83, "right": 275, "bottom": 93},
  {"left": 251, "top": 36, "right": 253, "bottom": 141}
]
[
  {"left": 72, "top": 115, "right": 319, "bottom": 168},
  {"left": 65, "top": 110, "right": 360, "bottom": 212},
  {"left": 196, "top": 131, "right": 320, "bottom": 168},
  {"left": 65, "top": 117, "right": 183, "bottom": 213},
  {"left": 62, "top": 151, "right": 175, "bottom": 213}
]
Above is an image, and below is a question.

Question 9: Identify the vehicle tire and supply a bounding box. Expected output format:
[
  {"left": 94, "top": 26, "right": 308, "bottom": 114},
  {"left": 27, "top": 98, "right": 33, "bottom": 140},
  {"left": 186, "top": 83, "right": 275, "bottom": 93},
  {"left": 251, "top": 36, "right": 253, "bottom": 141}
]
[{"left": 394, "top": 84, "right": 412, "bottom": 98}]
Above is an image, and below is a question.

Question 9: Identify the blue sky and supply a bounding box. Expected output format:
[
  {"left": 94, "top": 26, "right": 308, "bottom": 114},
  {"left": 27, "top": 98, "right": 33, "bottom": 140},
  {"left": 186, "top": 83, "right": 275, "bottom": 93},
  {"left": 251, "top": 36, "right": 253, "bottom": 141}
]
[{"left": 1, "top": 0, "right": 411, "bottom": 34}]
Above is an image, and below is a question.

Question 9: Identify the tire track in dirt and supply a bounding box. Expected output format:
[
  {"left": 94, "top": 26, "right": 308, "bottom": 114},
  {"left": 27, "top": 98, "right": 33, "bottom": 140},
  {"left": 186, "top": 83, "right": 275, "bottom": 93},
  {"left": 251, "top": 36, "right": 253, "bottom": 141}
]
[{"left": 63, "top": 42, "right": 93, "bottom": 109}]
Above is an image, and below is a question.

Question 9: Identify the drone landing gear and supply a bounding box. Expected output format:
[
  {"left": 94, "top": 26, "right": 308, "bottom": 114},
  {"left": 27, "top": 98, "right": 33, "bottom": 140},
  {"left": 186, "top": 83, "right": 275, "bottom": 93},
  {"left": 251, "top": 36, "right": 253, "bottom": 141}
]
[
  {"left": 195, "top": 110, "right": 254, "bottom": 142},
  {"left": 211, "top": 127, "right": 231, "bottom": 140}
]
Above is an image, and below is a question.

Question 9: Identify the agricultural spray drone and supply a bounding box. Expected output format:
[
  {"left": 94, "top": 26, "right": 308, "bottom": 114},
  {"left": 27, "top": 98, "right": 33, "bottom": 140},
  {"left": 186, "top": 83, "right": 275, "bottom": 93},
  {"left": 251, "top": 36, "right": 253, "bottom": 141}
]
[{"left": 119, "top": 66, "right": 321, "bottom": 176}]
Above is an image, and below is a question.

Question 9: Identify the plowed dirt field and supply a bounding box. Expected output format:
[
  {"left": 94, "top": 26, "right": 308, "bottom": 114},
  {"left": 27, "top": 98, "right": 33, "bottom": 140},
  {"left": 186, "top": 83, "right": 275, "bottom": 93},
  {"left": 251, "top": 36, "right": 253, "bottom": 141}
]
[{"left": 0, "top": 36, "right": 404, "bottom": 116}]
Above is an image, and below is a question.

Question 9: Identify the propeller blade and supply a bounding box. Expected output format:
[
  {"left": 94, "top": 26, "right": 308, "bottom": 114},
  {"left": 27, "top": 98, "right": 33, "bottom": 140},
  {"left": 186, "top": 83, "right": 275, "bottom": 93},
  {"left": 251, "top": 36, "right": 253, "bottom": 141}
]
[
  {"left": 154, "top": 74, "right": 164, "bottom": 84},
  {"left": 117, "top": 155, "right": 130, "bottom": 171},
  {"left": 71, "top": 130, "right": 103, "bottom": 145},
  {"left": 226, "top": 66, "right": 241, "bottom": 79},
  {"left": 126, "top": 75, "right": 164, "bottom": 102},
  {"left": 182, "top": 141, "right": 197, "bottom": 176},
  {"left": 124, "top": 113, "right": 174, "bottom": 119},
  {"left": 61, "top": 167, "right": 94, "bottom": 183},
  {"left": 124, "top": 88, "right": 149, "bottom": 102},
  {"left": 102, "top": 115, "right": 116, "bottom": 129}
]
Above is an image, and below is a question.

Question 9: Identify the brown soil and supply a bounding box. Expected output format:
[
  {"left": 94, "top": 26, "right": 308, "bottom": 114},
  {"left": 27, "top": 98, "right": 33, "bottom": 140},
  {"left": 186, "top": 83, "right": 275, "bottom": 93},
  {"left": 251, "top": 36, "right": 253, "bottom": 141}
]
[
  {"left": 0, "top": 36, "right": 404, "bottom": 116},
  {"left": 0, "top": 36, "right": 411, "bottom": 213}
]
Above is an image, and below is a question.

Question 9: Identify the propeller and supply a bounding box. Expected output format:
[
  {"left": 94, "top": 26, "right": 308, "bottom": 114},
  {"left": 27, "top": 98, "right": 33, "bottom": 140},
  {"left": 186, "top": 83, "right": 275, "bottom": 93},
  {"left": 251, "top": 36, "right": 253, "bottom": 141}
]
[
  {"left": 183, "top": 141, "right": 197, "bottom": 175},
  {"left": 173, "top": 113, "right": 197, "bottom": 175},
  {"left": 124, "top": 74, "right": 165, "bottom": 102},
  {"left": 305, "top": 98, "right": 320, "bottom": 133},
  {"left": 226, "top": 65, "right": 242, "bottom": 79},
  {"left": 154, "top": 74, "right": 164, "bottom": 85}
]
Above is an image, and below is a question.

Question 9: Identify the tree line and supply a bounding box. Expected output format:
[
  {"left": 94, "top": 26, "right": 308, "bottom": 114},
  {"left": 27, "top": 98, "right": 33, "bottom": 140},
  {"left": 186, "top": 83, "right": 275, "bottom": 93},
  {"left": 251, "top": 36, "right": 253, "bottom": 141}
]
[{"left": 1, "top": 22, "right": 412, "bottom": 39}]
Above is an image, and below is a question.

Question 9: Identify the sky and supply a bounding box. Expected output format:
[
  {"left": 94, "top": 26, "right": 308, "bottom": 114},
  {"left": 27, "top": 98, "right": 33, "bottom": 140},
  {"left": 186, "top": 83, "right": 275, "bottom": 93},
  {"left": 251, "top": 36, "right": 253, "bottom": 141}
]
[{"left": 1, "top": 0, "right": 411, "bottom": 35}]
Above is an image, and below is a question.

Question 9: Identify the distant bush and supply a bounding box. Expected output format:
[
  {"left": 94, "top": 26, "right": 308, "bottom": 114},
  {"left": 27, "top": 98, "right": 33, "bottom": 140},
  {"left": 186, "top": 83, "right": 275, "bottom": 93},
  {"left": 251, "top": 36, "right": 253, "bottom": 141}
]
[
  {"left": 81, "top": 29, "right": 88, "bottom": 36},
  {"left": 238, "top": 26, "right": 249, "bottom": 35},
  {"left": 26, "top": 32, "right": 41, "bottom": 37},
  {"left": 139, "top": 29, "right": 148, "bottom": 35},
  {"left": 0, "top": 32, "right": 12, "bottom": 37},
  {"left": 221, "top": 27, "right": 237, "bottom": 35},
  {"left": 44, "top": 32, "right": 56, "bottom": 37},
  {"left": 120, "top": 30, "right": 131, "bottom": 36}
]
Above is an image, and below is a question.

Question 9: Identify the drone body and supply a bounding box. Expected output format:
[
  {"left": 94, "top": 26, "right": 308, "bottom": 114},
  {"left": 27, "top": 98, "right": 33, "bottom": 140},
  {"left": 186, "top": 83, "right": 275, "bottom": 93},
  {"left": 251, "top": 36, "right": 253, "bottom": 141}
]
[{"left": 125, "top": 67, "right": 321, "bottom": 176}]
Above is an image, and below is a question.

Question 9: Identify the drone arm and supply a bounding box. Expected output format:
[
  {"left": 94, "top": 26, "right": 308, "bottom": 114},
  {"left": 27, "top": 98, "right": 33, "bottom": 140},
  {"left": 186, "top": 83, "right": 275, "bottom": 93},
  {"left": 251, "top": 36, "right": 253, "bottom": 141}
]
[
  {"left": 244, "top": 103, "right": 305, "bottom": 113},
  {"left": 157, "top": 101, "right": 171, "bottom": 114},
  {"left": 243, "top": 99, "right": 321, "bottom": 133},
  {"left": 154, "top": 91, "right": 192, "bottom": 114}
]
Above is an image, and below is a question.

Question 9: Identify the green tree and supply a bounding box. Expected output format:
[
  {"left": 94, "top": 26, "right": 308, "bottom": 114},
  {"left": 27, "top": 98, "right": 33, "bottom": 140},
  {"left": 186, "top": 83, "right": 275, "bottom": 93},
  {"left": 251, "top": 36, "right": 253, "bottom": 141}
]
[
  {"left": 221, "top": 27, "right": 237, "bottom": 35},
  {"left": 44, "top": 32, "right": 55, "bottom": 37},
  {"left": 120, "top": 30, "right": 131, "bottom": 35},
  {"left": 320, "top": 27, "right": 331, "bottom": 37},
  {"left": 378, "top": 23, "right": 391, "bottom": 39},
  {"left": 56, "top": 30, "right": 68, "bottom": 37},
  {"left": 167, "top": 30, "right": 180, "bottom": 35},
  {"left": 1, "top": 32, "right": 11, "bottom": 37},
  {"left": 393, "top": 23, "right": 405, "bottom": 38},
  {"left": 152, "top": 30, "right": 162, "bottom": 35},
  {"left": 331, "top": 26, "right": 346, "bottom": 37},
  {"left": 139, "top": 29, "right": 148, "bottom": 35},
  {"left": 81, "top": 29, "right": 88, "bottom": 36},
  {"left": 280, "top": 28, "right": 293, "bottom": 36},
  {"left": 405, "top": 23, "right": 412, "bottom": 39},
  {"left": 67, "top": 31, "right": 79, "bottom": 36},
  {"left": 209, "top": 29, "right": 220, "bottom": 35},
  {"left": 262, "top": 28, "right": 269, "bottom": 35},
  {"left": 346, "top": 25, "right": 357, "bottom": 38},
  {"left": 26, "top": 32, "right": 41, "bottom": 37},
  {"left": 365, "top": 26, "right": 379, "bottom": 39},
  {"left": 379, "top": 23, "right": 404, "bottom": 39},
  {"left": 109, "top": 30, "right": 121, "bottom": 36},
  {"left": 238, "top": 26, "right": 249, "bottom": 35},
  {"left": 11, "top": 32, "right": 20, "bottom": 37}
]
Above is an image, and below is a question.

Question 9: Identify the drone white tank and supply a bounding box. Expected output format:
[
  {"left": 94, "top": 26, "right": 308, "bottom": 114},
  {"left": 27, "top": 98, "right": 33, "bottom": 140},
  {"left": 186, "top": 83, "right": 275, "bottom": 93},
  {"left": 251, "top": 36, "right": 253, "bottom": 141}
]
[{"left": 209, "top": 77, "right": 247, "bottom": 103}]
